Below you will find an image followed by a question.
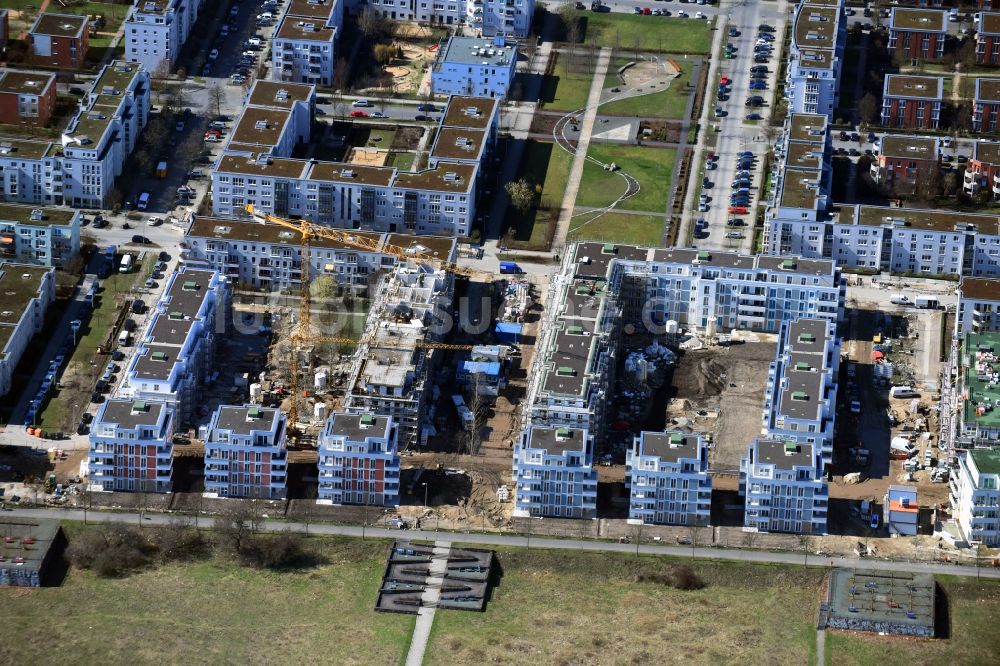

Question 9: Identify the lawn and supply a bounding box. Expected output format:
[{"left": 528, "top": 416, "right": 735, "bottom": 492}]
[
  {"left": 426, "top": 549, "right": 821, "bottom": 665},
  {"left": 58, "top": 1, "right": 129, "bottom": 34},
  {"left": 354, "top": 126, "right": 397, "bottom": 148},
  {"left": 390, "top": 151, "right": 416, "bottom": 171},
  {"left": 601, "top": 64, "right": 694, "bottom": 119},
  {"left": 573, "top": 11, "right": 713, "bottom": 54},
  {"left": 36, "top": 257, "right": 151, "bottom": 431},
  {"left": 540, "top": 51, "right": 598, "bottom": 112},
  {"left": 506, "top": 140, "right": 573, "bottom": 247},
  {"left": 577, "top": 144, "right": 675, "bottom": 213},
  {"left": 567, "top": 211, "right": 664, "bottom": 246},
  {"left": 826, "top": 576, "right": 1000, "bottom": 665},
  {"left": 0, "top": 531, "right": 414, "bottom": 665}
]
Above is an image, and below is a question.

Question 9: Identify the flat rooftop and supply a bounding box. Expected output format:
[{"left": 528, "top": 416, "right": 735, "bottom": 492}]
[
  {"left": 754, "top": 439, "right": 815, "bottom": 469},
  {"left": 526, "top": 426, "right": 590, "bottom": 456},
  {"left": 187, "top": 216, "right": 383, "bottom": 252},
  {"left": 571, "top": 242, "right": 650, "bottom": 279},
  {"left": 637, "top": 431, "right": 703, "bottom": 463},
  {"left": 541, "top": 319, "right": 599, "bottom": 396},
  {"left": 97, "top": 399, "right": 167, "bottom": 430},
  {"left": 0, "top": 138, "right": 57, "bottom": 160},
  {"left": 160, "top": 268, "right": 217, "bottom": 319},
  {"left": 438, "top": 36, "right": 517, "bottom": 67},
  {"left": 430, "top": 127, "right": 488, "bottom": 162},
  {"left": 787, "top": 113, "right": 828, "bottom": 143},
  {"left": 231, "top": 107, "right": 292, "bottom": 148},
  {"left": 975, "top": 77, "right": 1000, "bottom": 103},
  {"left": 130, "top": 0, "right": 176, "bottom": 16},
  {"left": 972, "top": 140, "right": 1000, "bottom": 165},
  {"left": 0, "top": 204, "right": 75, "bottom": 227},
  {"left": 960, "top": 277, "right": 1000, "bottom": 302},
  {"left": 890, "top": 7, "right": 947, "bottom": 32},
  {"left": 884, "top": 74, "right": 943, "bottom": 100},
  {"left": 31, "top": 13, "right": 86, "bottom": 37},
  {"left": 93, "top": 61, "right": 143, "bottom": 96},
  {"left": 212, "top": 405, "right": 282, "bottom": 437},
  {"left": 247, "top": 80, "right": 315, "bottom": 110},
  {"left": 793, "top": 4, "right": 840, "bottom": 51},
  {"left": 216, "top": 154, "right": 308, "bottom": 179},
  {"left": 788, "top": 318, "right": 832, "bottom": 356},
  {"left": 0, "top": 518, "right": 61, "bottom": 573},
  {"left": 440, "top": 96, "right": 499, "bottom": 130},
  {"left": 795, "top": 48, "right": 834, "bottom": 69},
  {"left": 0, "top": 263, "right": 50, "bottom": 328},
  {"left": 962, "top": 332, "right": 1000, "bottom": 431},
  {"left": 970, "top": 448, "right": 1000, "bottom": 476},
  {"left": 276, "top": 16, "right": 336, "bottom": 42},
  {"left": 324, "top": 412, "right": 392, "bottom": 441},
  {"left": 980, "top": 11, "right": 1000, "bottom": 35},
  {"left": 778, "top": 359, "right": 825, "bottom": 421},
  {"left": 0, "top": 70, "right": 54, "bottom": 96},
  {"left": 856, "top": 205, "right": 1000, "bottom": 235},
  {"left": 823, "top": 569, "right": 935, "bottom": 637},
  {"left": 878, "top": 135, "right": 938, "bottom": 160},
  {"left": 394, "top": 162, "right": 476, "bottom": 194},
  {"left": 287, "top": 0, "right": 339, "bottom": 20},
  {"left": 386, "top": 234, "right": 456, "bottom": 263},
  {"left": 308, "top": 161, "right": 395, "bottom": 187},
  {"left": 778, "top": 167, "right": 824, "bottom": 210}
]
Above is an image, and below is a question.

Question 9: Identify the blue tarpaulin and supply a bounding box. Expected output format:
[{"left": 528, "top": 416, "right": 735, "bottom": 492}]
[
  {"left": 459, "top": 361, "right": 501, "bottom": 376},
  {"left": 495, "top": 322, "right": 522, "bottom": 343}
]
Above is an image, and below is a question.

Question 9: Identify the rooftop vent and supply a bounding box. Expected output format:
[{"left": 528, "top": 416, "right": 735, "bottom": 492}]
[
  {"left": 255, "top": 120, "right": 269, "bottom": 130},
  {"left": 443, "top": 171, "right": 459, "bottom": 182},
  {"left": 464, "top": 106, "right": 482, "bottom": 117},
  {"left": 791, "top": 391, "right": 808, "bottom": 401},
  {"left": 275, "top": 89, "right": 289, "bottom": 102},
  {"left": 340, "top": 169, "right": 356, "bottom": 178},
  {"left": 567, "top": 324, "right": 584, "bottom": 335},
  {"left": 799, "top": 332, "right": 816, "bottom": 343},
  {"left": 782, "top": 259, "right": 797, "bottom": 269},
  {"left": 360, "top": 413, "right": 376, "bottom": 427},
  {"left": 29, "top": 209, "right": 44, "bottom": 221},
  {"left": 556, "top": 366, "right": 576, "bottom": 377},
  {"left": 182, "top": 280, "right": 198, "bottom": 291},
  {"left": 784, "top": 442, "right": 800, "bottom": 455},
  {"left": 169, "top": 311, "right": 183, "bottom": 320},
  {"left": 795, "top": 361, "right": 812, "bottom": 371},
  {"left": 247, "top": 407, "right": 263, "bottom": 420},
  {"left": 602, "top": 243, "right": 617, "bottom": 254},
  {"left": 555, "top": 427, "right": 572, "bottom": 441},
  {"left": 151, "top": 351, "right": 168, "bottom": 362},
  {"left": 212, "top": 225, "right": 231, "bottom": 235},
  {"left": 132, "top": 400, "right": 148, "bottom": 413},
  {"left": 696, "top": 250, "right": 711, "bottom": 261},
  {"left": 669, "top": 432, "right": 684, "bottom": 446}
]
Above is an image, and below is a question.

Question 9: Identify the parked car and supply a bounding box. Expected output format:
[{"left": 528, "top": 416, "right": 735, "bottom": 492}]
[
  {"left": 208, "top": 48, "right": 219, "bottom": 60},
  {"left": 350, "top": 110, "right": 369, "bottom": 118}
]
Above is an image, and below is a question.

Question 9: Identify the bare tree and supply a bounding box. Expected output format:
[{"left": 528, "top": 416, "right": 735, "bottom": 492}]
[
  {"left": 857, "top": 92, "right": 879, "bottom": 127},
  {"left": 217, "top": 499, "right": 265, "bottom": 555},
  {"left": 207, "top": 83, "right": 225, "bottom": 119},
  {"left": 333, "top": 58, "right": 350, "bottom": 93},
  {"left": 372, "top": 85, "right": 392, "bottom": 113},
  {"left": 359, "top": 7, "right": 386, "bottom": 40}
]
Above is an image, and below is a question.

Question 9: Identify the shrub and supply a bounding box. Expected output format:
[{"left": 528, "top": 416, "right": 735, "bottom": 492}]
[
  {"left": 238, "top": 532, "right": 309, "bottom": 570},
  {"left": 152, "top": 523, "right": 208, "bottom": 563},
  {"left": 671, "top": 565, "right": 705, "bottom": 591},
  {"left": 68, "top": 524, "right": 156, "bottom": 577}
]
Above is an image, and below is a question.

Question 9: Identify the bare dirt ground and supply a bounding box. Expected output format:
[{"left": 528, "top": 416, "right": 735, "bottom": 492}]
[
  {"left": 666, "top": 341, "right": 776, "bottom": 471},
  {"left": 348, "top": 147, "right": 390, "bottom": 166}
]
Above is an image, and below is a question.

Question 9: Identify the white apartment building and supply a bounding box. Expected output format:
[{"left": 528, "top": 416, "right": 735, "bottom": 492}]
[
  {"left": 212, "top": 94, "right": 498, "bottom": 238},
  {"left": 203, "top": 405, "right": 288, "bottom": 499},
  {"left": 87, "top": 399, "right": 175, "bottom": 493},
  {"left": 0, "top": 204, "right": 80, "bottom": 268},
  {"left": 119, "top": 267, "right": 229, "bottom": 426},
  {"left": 785, "top": 0, "right": 846, "bottom": 116},
  {"left": 0, "top": 61, "right": 149, "bottom": 209},
  {"left": 765, "top": 204, "right": 1000, "bottom": 279},
  {"left": 431, "top": 35, "right": 517, "bottom": 98},
  {"left": 369, "top": 0, "right": 534, "bottom": 38},
  {"left": 125, "top": 0, "right": 206, "bottom": 72},
  {"left": 761, "top": 318, "right": 840, "bottom": 465},
  {"left": 183, "top": 215, "right": 456, "bottom": 291},
  {"left": 626, "top": 431, "right": 711, "bottom": 527},
  {"left": 951, "top": 447, "right": 1000, "bottom": 546},
  {"left": 343, "top": 263, "right": 454, "bottom": 448},
  {"left": 956, "top": 332, "right": 1000, "bottom": 448},
  {"left": 513, "top": 425, "right": 597, "bottom": 518},
  {"left": 271, "top": 0, "right": 344, "bottom": 86},
  {"left": 956, "top": 278, "right": 1000, "bottom": 336},
  {"left": 317, "top": 411, "right": 401, "bottom": 506},
  {"left": 0, "top": 263, "right": 54, "bottom": 398},
  {"left": 767, "top": 114, "right": 832, "bottom": 224},
  {"left": 740, "top": 439, "right": 828, "bottom": 535}
]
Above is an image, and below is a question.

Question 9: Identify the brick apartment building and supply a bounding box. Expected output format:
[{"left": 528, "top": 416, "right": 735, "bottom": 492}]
[
  {"left": 974, "top": 77, "right": 1000, "bottom": 131},
  {"left": 880, "top": 74, "right": 943, "bottom": 128},
  {"left": 977, "top": 12, "right": 1000, "bottom": 64},
  {"left": 27, "top": 13, "right": 88, "bottom": 69},
  {"left": 0, "top": 71, "right": 55, "bottom": 126},
  {"left": 888, "top": 8, "right": 947, "bottom": 62},
  {"left": 964, "top": 140, "right": 1000, "bottom": 198},
  {"left": 870, "top": 134, "right": 940, "bottom": 190}
]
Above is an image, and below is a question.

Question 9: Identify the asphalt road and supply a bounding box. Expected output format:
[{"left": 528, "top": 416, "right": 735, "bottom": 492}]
[{"left": 9, "top": 506, "right": 999, "bottom": 579}]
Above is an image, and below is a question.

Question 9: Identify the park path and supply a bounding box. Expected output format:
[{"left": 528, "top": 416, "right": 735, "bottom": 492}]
[
  {"left": 553, "top": 47, "right": 613, "bottom": 245},
  {"left": 816, "top": 629, "right": 826, "bottom": 666},
  {"left": 404, "top": 540, "right": 452, "bottom": 666}
]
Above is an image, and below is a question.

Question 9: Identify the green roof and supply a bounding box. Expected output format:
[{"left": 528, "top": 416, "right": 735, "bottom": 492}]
[
  {"left": 962, "top": 332, "right": 1000, "bottom": 430},
  {"left": 970, "top": 448, "right": 1000, "bottom": 476}
]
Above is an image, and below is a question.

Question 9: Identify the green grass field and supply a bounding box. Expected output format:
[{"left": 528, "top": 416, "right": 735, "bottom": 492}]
[
  {"left": 567, "top": 211, "right": 664, "bottom": 246},
  {"left": 0, "top": 533, "right": 413, "bottom": 665},
  {"left": 540, "top": 52, "right": 597, "bottom": 112},
  {"left": 601, "top": 65, "right": 694, "bottom": 119},
  {"left": 826, "top": 576, "right": 1000, "bottom": 666},
  {"left": 427, "top": 549, "right": 821, "bottom": 665},
  {"left": 507, "top": 140, "right": 573, "bottom": 247},
  {"left": 577, "top": 144, "right": 675, "bottom": 213},
  {"left": 574, "top": 11, "right": 713, "bottom": 54},
  {"left": 390, "top": 151, "right": 416, "bottom": 171}
]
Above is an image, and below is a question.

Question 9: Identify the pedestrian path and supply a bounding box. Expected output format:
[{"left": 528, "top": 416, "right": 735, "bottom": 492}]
[{"left": 404, "top": 540, "right": 452, "bottom": 666}]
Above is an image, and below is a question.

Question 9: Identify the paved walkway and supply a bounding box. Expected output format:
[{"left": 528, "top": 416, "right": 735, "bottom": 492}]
[
  {"left": 816, "top": 628, "right": 826, "bottom": 666},
  {"left": 404, "top": 540, "right": 451, "bottom": 666},
  {"left": 552, "top": 47, "right": 613, "bottom": 246}
]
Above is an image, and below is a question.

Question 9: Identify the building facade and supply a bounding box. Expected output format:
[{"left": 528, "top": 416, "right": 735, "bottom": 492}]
[
  {"left": 880, "top": 74, "right": 943, "bottom": 128},
  {"left": 271, "top": 0, "right": 343, "bottom": 86},
  {"left": 869, "top": 134, "right": 940, "bottom": 189},
  {"left": 431, "top": 35, "right": 517, "bottom": 98},
  {"left": 0, "top": 204, "right": 80, "bottom": 268},
  {"left": 317, "top": 411, "right": 400, "bottom": 506},
  {"left": 884, "top": 485, "right": 919, "bottom": 536},
  {"left": 626, "top": 431, "right": 711, "bottom": 526},
  {"left": 28, "top": 13, "right": 88, "bottom": 69},
  {"left": 120, "top": 267, "right": 229, "bottom": 425},
  {"left": 203, "top": 405, "right": 288, "bottom": 499},
  {"left": 87, "top": 399, "right": 175, "bottom": 493},
  {"left": 956, "top": 332, "right": 1000, "bottom": 447},
  {"left": 125, "top": 0, "right": 206, "bottom": 72},
  {"left": 761, "top": 318, "right": 840, "bottom": 465},
  {"left": 963, "top": 140, "right": 1000, "bottom": 198},
  {"left": 951, "top": 448, "right": 1000, "bottom": 546},
  {"left": 973, "top": 77, "right": 1000, "bottom": 132},
  {"left": 0, "top": 263, "right": 54, "bottom": 398},
  {"left": 740, "top": 439, "right": 828, "bottom": 534},
  {"left": 785, "top": 0, "right": 846, "bottom": 116},
  {"left": 513, "top": 425, "right": 597, "bottom": 518},
  {"left": 0, "top": 71, "right": 56, "bottom": 127},
  {"left": 887, "top": 8, "right": 947, "bottom": 61},
  {"left": 367, "top": 0, "right": 534, "bottom": 38},
  {"left": 976, "top": 12, "right": 1000, "bottom": 65},
  {"left": 957, "top": 278, "right": 1000, "bottom": 335}
]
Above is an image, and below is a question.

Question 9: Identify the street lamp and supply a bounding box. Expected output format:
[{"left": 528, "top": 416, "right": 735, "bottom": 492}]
[
  {"left": 422, "top": 482, "right": 429, "bottom": 509},
  {"left": 72, "top": 404, "right": 79, "bottom": 433}
]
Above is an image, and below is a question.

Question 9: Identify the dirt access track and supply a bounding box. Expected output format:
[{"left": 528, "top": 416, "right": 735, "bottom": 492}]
[{"left": 665, "top": 341, "right": 776, "bottom": 471}]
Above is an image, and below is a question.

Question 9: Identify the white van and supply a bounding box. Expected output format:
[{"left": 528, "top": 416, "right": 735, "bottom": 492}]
[
  {"left": 890, "top": 386, "right": 919, "bottom": 399},
  {"left": 889, "top": 294, "right": 910, "bottom": 305},
  {"left": 118, "top": 330, "right": 131, "bottom": 346},
  {"left": 119, "top": 254, "right": 133, "bottom": 273}
]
